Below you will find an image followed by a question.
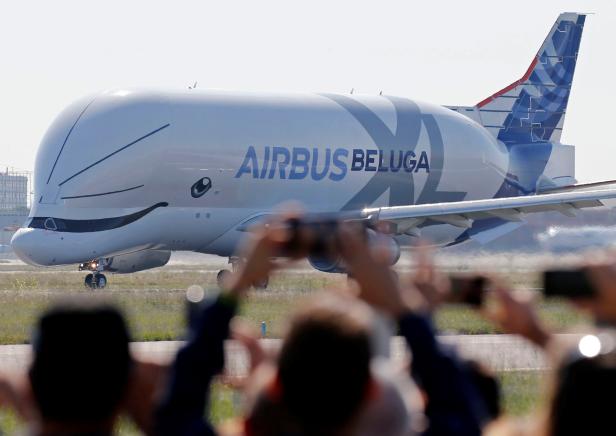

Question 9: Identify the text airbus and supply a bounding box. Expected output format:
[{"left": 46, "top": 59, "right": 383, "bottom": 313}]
[{"left": 235, "top": 146, "right": 430, "bottom": 181}]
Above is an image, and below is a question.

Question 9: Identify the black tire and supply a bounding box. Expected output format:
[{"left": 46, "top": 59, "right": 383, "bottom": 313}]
[
  {"left": 217, "top": 269, "right": 231, "bottom": 289},
  {"left": 253, "top": 277, "right": 269, "bottom": 290},
  {"left": 96, "top": 274, "right": 107, "bottom": 289},
  {"left": 84, "top": 273, "right": 94, "bottom": 289}
]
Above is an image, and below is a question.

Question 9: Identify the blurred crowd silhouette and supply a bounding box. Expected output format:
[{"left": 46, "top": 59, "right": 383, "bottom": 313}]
[{"left": 1, "top": 213, "right": 616, "bottom": 436}]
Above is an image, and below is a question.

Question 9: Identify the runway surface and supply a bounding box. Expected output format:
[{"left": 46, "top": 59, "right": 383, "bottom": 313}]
[{"left": 0, "top": 334, "right": 581, "bottom": 374}]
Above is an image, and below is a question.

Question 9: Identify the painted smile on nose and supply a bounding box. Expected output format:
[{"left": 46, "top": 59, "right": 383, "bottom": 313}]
[{"left": 26, "top": 202, "right": 168, "bottom": 233}]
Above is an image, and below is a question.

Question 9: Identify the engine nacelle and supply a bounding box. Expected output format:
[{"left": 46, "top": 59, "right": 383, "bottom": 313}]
[
  {"left": 308, "top": 231, "right": 401, "bottom": 274},
  {"left": 308, "top": 255, "right": 346, "bottom": 274},
  {"left": 104, "top": 249, "right": 171, "bottom": 273}
]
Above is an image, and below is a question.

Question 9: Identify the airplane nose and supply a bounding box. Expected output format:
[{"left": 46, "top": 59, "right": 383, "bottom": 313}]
[{"left": 10, "top": 228, "right": 50, "bottom": 266}]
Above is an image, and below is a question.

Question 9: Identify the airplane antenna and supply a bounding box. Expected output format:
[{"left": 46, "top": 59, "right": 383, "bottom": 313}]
[
  {"left": 379, "top": 90, "right": 383, "bottom": 95},
  {"left": 350, "top": 88, "right": 354, "bottom": 94},
  {"left": 188, "top": 81, "right": 198, "bottom": 90}
]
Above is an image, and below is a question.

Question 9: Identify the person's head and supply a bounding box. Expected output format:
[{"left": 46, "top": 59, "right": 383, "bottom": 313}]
[
  {"left": 267, "top": 295, "right": 374, "bottom": 435},
  {"left": 548, "top": 340, "right": 616, "bottom": 436},
  {"left": 29, "top": 303, "right": 131, "bottom": 432},
  {"left": 245, "top": 359, "right": 418, "bottom": 436}
]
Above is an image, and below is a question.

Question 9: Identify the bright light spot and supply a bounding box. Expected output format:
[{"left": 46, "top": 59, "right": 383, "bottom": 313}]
[
  {"left": 186, "top": 285, "right": 205, "bottom": 303},
  {"left": 579, "top": 334, "right": 601, "bottom": 358},
  {"left": 112, "top": 90, "right": 131, "bottom": 97},
  {"left": 598, "top": 333, "right": 615, "bottom": 354}
]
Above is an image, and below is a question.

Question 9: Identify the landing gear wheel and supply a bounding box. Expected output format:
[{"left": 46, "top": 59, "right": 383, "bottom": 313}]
[
  {"left": 84, "top": 273, "right": 94, "bottom": 288},
  {"left": 217, "top": 269, "right": 231, "bottom": 289},
  {"left": 95, "top": 274, "right": 107, "bottom": 289},
  {"left": 253, "top": 277, "right": 269, "bottom": 290}
]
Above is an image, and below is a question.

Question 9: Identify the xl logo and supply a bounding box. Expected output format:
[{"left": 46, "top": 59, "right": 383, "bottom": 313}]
[{"left": 322, "top": 94, "right": 467, "bottom": 209}]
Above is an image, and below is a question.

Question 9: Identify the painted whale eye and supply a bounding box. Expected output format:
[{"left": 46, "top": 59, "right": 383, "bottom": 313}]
[{"left": 191, "top": 177, "right": 212, "bottom": 198}]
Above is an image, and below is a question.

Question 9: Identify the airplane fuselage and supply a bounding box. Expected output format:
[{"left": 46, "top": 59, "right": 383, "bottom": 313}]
[
  {"left": 11, "top": 89, "right": 559, "bottom": 266},
  {"left": 10, "top": 13, "right": 591, "bottom": 280}
]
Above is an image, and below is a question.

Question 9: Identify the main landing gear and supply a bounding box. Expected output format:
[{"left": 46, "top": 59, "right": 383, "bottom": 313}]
[
  {"left": 80, "top": 258, "right": 108, "bottom": 290},
  {"left": 217, "top": 256, "right": 269, "bottom": 290}
]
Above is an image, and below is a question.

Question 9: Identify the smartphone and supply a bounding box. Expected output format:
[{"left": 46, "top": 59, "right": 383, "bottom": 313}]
[
  {"left": 449, "top": 275, "right": 487, "bottom": 306},
  {"left": 282, "top": 216, "right": 367, "bottom": 258},
  {"left": 283, "top": 217, "right": 340, "bottom": 258},
  {"left": 543, "top": 268, "right": 595, "bottom": 298}
]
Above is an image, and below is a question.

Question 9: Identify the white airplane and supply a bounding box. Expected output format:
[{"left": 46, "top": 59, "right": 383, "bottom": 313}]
[{"left": 11, "top": 12, "right": 616, "bottom": 288}]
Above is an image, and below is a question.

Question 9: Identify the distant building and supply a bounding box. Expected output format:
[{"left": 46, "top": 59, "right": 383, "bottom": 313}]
[
  {"left": 0, "top": 168, "right": 30, "bottom": 216},
  {"left": 0, "top": 168, "right": 31, "bottom": 254}
]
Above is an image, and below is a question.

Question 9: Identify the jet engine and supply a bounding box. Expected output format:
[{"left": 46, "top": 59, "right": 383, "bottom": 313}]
[
  {"left": 309, "top": 230, "right": 400, "bottom": 274},
  {"left": 104, "top": 249, "right": 171, "bottom": 273},
  {"left": 308, "top": 255, "right": 347, "bottom": 274}
]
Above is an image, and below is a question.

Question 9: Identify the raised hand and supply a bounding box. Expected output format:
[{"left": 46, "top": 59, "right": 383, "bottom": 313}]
[
  {"left": 411, "top": 243, "right": 451, "bottom": 313},
  {"left": 338, "top": 223, "right": 420, "bottom": 317},
  {"left": 224, "top": 216, "right": 296, "bottom": 295},
  {"left": 483, "top": 283, "right": 550, "bottom": 348}
]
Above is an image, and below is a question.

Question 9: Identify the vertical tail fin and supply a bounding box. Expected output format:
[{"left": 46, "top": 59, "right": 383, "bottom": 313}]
[{"left": 450, "top": 13, "right": 586, "bottom": 145}]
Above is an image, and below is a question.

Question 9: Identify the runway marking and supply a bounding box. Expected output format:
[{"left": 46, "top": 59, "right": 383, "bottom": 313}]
[{"left": 0, "top": 334, "right": 581, "bottom": 373}]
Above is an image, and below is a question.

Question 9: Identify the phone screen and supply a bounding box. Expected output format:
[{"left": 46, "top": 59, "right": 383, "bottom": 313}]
[
  {"left": 449, "top": 276, "right": 486, "bottom": 306},
  {"left": 543, "top": 269, "right": 595, "bottom": 298}
]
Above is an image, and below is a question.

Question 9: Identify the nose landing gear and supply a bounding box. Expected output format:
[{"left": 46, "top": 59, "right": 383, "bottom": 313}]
[{"left": 80, "top": 258, "right": 109, "bottom": 290}]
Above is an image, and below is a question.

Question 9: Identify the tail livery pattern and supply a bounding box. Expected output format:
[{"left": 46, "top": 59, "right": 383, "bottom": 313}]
[{"left": 450, "top": 13, "right": 585, "bottom": 145}]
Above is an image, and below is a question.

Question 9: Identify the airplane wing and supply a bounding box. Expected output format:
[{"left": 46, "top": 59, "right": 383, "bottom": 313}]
[
  {"left": 362, "top": 186, "right": 616, "bottom": 235},
  {"left": 235, "top": 182, "right": 616, "bottom": 237}
]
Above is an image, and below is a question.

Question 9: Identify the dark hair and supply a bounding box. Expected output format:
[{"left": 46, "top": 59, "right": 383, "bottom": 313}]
[
  {"left": 29, "top": 304, "right": 131, "bottom": 424},
  {"left": 276, "top": 299, "right": 372, "bottom": 435},
  {"left": 245, "top": 390, "right": 301, "bottom": 436},
  {"left": 549, "top": 352, "right": 616, "bottom": 436}
]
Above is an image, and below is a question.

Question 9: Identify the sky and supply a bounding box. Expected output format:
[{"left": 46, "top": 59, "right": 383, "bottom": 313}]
[{"left": 1, "top": 0, "right": 615, "bottom": 183}]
